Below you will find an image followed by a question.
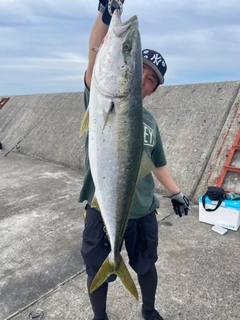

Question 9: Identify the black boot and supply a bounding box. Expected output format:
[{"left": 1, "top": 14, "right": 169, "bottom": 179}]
[
  {"left": 93, "top": 314, "right": 109, "bottom": 320},
  {"left": 142, "top": 305, "right": 164, "bottom": 320}
]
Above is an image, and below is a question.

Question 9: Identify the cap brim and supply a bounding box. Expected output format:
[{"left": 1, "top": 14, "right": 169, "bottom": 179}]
[{"left": 142, "top": 58, "right": 164, "bottom": 85}]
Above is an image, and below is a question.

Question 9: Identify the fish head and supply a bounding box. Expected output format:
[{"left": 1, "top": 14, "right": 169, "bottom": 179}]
[{"left": 93, "top": 10, "right": 142, "bottom": 99}]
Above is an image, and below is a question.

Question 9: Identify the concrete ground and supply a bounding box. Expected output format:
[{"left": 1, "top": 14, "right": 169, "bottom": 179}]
[{"left": 1, "top": 151, "right": 240, "bottom": 320}]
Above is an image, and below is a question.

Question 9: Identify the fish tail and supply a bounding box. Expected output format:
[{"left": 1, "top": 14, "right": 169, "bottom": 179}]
[
  {"left": 115, "top": 253, "right": 139, "bottom": 300},
  {"left": 90, "top": 253, "right": 138, "bottom": 300}
]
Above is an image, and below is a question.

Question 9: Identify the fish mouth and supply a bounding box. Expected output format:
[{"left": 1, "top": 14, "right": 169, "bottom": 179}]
[{"left": 113, "top": 11, "right": 138, "bottom": 37}]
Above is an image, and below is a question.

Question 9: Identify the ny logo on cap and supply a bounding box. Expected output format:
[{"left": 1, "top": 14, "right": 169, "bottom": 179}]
[
  {"left": 143, "top": 50, "right": 166, "bottom": 68},
  {"left": 151, "top": 53, "right": 165, "bottom": 67}
]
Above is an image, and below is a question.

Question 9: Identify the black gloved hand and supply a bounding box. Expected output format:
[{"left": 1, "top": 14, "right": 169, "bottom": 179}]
[
  {"left": 98, "top": 0, "right": 125, "bottom": 25},
  {"left": 98, "top": 1, "right": 106, "bottom": 13},
  {"left": 171, "top": 191, "right": 190, "bottom": 217}
]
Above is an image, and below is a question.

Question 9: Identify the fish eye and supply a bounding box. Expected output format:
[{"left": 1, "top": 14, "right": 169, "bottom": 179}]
[{"left": 123, "top": 41, "right": 131, "bottom": 52}]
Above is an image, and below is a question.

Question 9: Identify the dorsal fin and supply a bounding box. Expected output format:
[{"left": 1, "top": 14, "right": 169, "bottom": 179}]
[
  {"left": 137, "top": 151, "right": 156, "bottom": 184},
  {"left": 80, "top": 108, "right": 89, "bottom": 136}
]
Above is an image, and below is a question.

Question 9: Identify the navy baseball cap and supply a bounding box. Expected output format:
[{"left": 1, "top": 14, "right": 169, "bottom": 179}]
[{"left": 142, "top": 49, "right": 167, "bottom": 85}]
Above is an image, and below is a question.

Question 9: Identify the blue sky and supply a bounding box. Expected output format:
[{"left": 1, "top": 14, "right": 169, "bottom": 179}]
[{"left": 0, "top": 0, "right": 239, "bottom": 96}]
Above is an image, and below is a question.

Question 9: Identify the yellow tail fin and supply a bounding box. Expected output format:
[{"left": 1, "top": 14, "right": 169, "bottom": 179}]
[{"left": 90, "top": 252, "right": 138, "bottom": 300}]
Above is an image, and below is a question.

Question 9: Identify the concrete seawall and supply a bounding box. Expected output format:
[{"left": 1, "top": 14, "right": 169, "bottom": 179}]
[
  {"left": 1, "top": 80, "right": 240, "bottom": 200},
  {"left": 1, "top": 82, "right": 240, "bottom": 319},
  {"left": 0, "top": 93, "right": 85, "bottom": 171}
]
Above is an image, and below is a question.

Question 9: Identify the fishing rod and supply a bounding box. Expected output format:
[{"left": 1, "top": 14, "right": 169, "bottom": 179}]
[{"left": 4, "top": 140, "right": 21, "bottom": 157}]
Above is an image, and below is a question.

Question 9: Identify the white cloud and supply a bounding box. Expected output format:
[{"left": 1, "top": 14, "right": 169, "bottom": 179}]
[
  {"left": 0, "top": 0, "right": 239, "bottom": 95},
  {"left": 1, "top": 54, "right": 87, "bottom": 70}
]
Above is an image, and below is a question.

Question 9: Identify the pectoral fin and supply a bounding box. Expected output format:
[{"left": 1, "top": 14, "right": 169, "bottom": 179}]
[{"left": 103, "top": 101, "right": 115, "bottom": 131}]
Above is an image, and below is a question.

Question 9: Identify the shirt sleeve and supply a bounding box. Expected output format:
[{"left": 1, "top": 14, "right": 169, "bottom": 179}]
[{"left": 151, "top": 125, "right": 167, "bottom": 168}]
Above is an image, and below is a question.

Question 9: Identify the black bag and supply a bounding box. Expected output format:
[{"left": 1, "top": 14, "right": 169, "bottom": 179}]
[{"left": 202, "top": 186, "right": 226, "bottom": 212}]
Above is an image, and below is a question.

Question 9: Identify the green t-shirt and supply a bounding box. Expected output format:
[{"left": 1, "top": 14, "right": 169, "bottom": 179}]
[{"left": 78, "top": 86, "right": 167, "bottom": 219}]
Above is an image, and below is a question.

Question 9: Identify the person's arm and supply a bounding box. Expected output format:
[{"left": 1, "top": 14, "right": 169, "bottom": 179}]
[
  {"left": 153, "top": 165, "right": 180, "bottom": 194},
  {"left": 85, "top": 12, "right": 108, "bottom": 89}
]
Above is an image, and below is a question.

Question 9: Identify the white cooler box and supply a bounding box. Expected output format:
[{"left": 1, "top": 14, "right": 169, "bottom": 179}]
[{"left": 199, "top": 195, "right": 240, "bottom": 231}]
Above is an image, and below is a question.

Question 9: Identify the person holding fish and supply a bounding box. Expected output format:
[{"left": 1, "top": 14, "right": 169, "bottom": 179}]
[{"left": 79, "top": 1, "right": 190, "bottom": 320}]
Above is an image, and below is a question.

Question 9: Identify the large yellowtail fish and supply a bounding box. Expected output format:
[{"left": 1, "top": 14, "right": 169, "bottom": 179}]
[{"left": 80, "top": 10, "right": 155, "bottom": 300}]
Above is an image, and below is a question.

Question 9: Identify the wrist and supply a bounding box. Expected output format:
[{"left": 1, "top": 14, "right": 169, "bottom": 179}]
[{"left": 171, "top": 189, "right": 181, "bottom": 196}]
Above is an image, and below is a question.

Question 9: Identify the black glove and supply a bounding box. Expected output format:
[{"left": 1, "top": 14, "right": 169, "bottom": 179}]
[
  {"left": 98, "top": 0, "right": 125, "bottom": 25},
  {"left": 171, "top": 191, "right": 190, "bottom": 217},
  {"left": 98, "top": 1, "right": 106, "bottom": 13}
]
